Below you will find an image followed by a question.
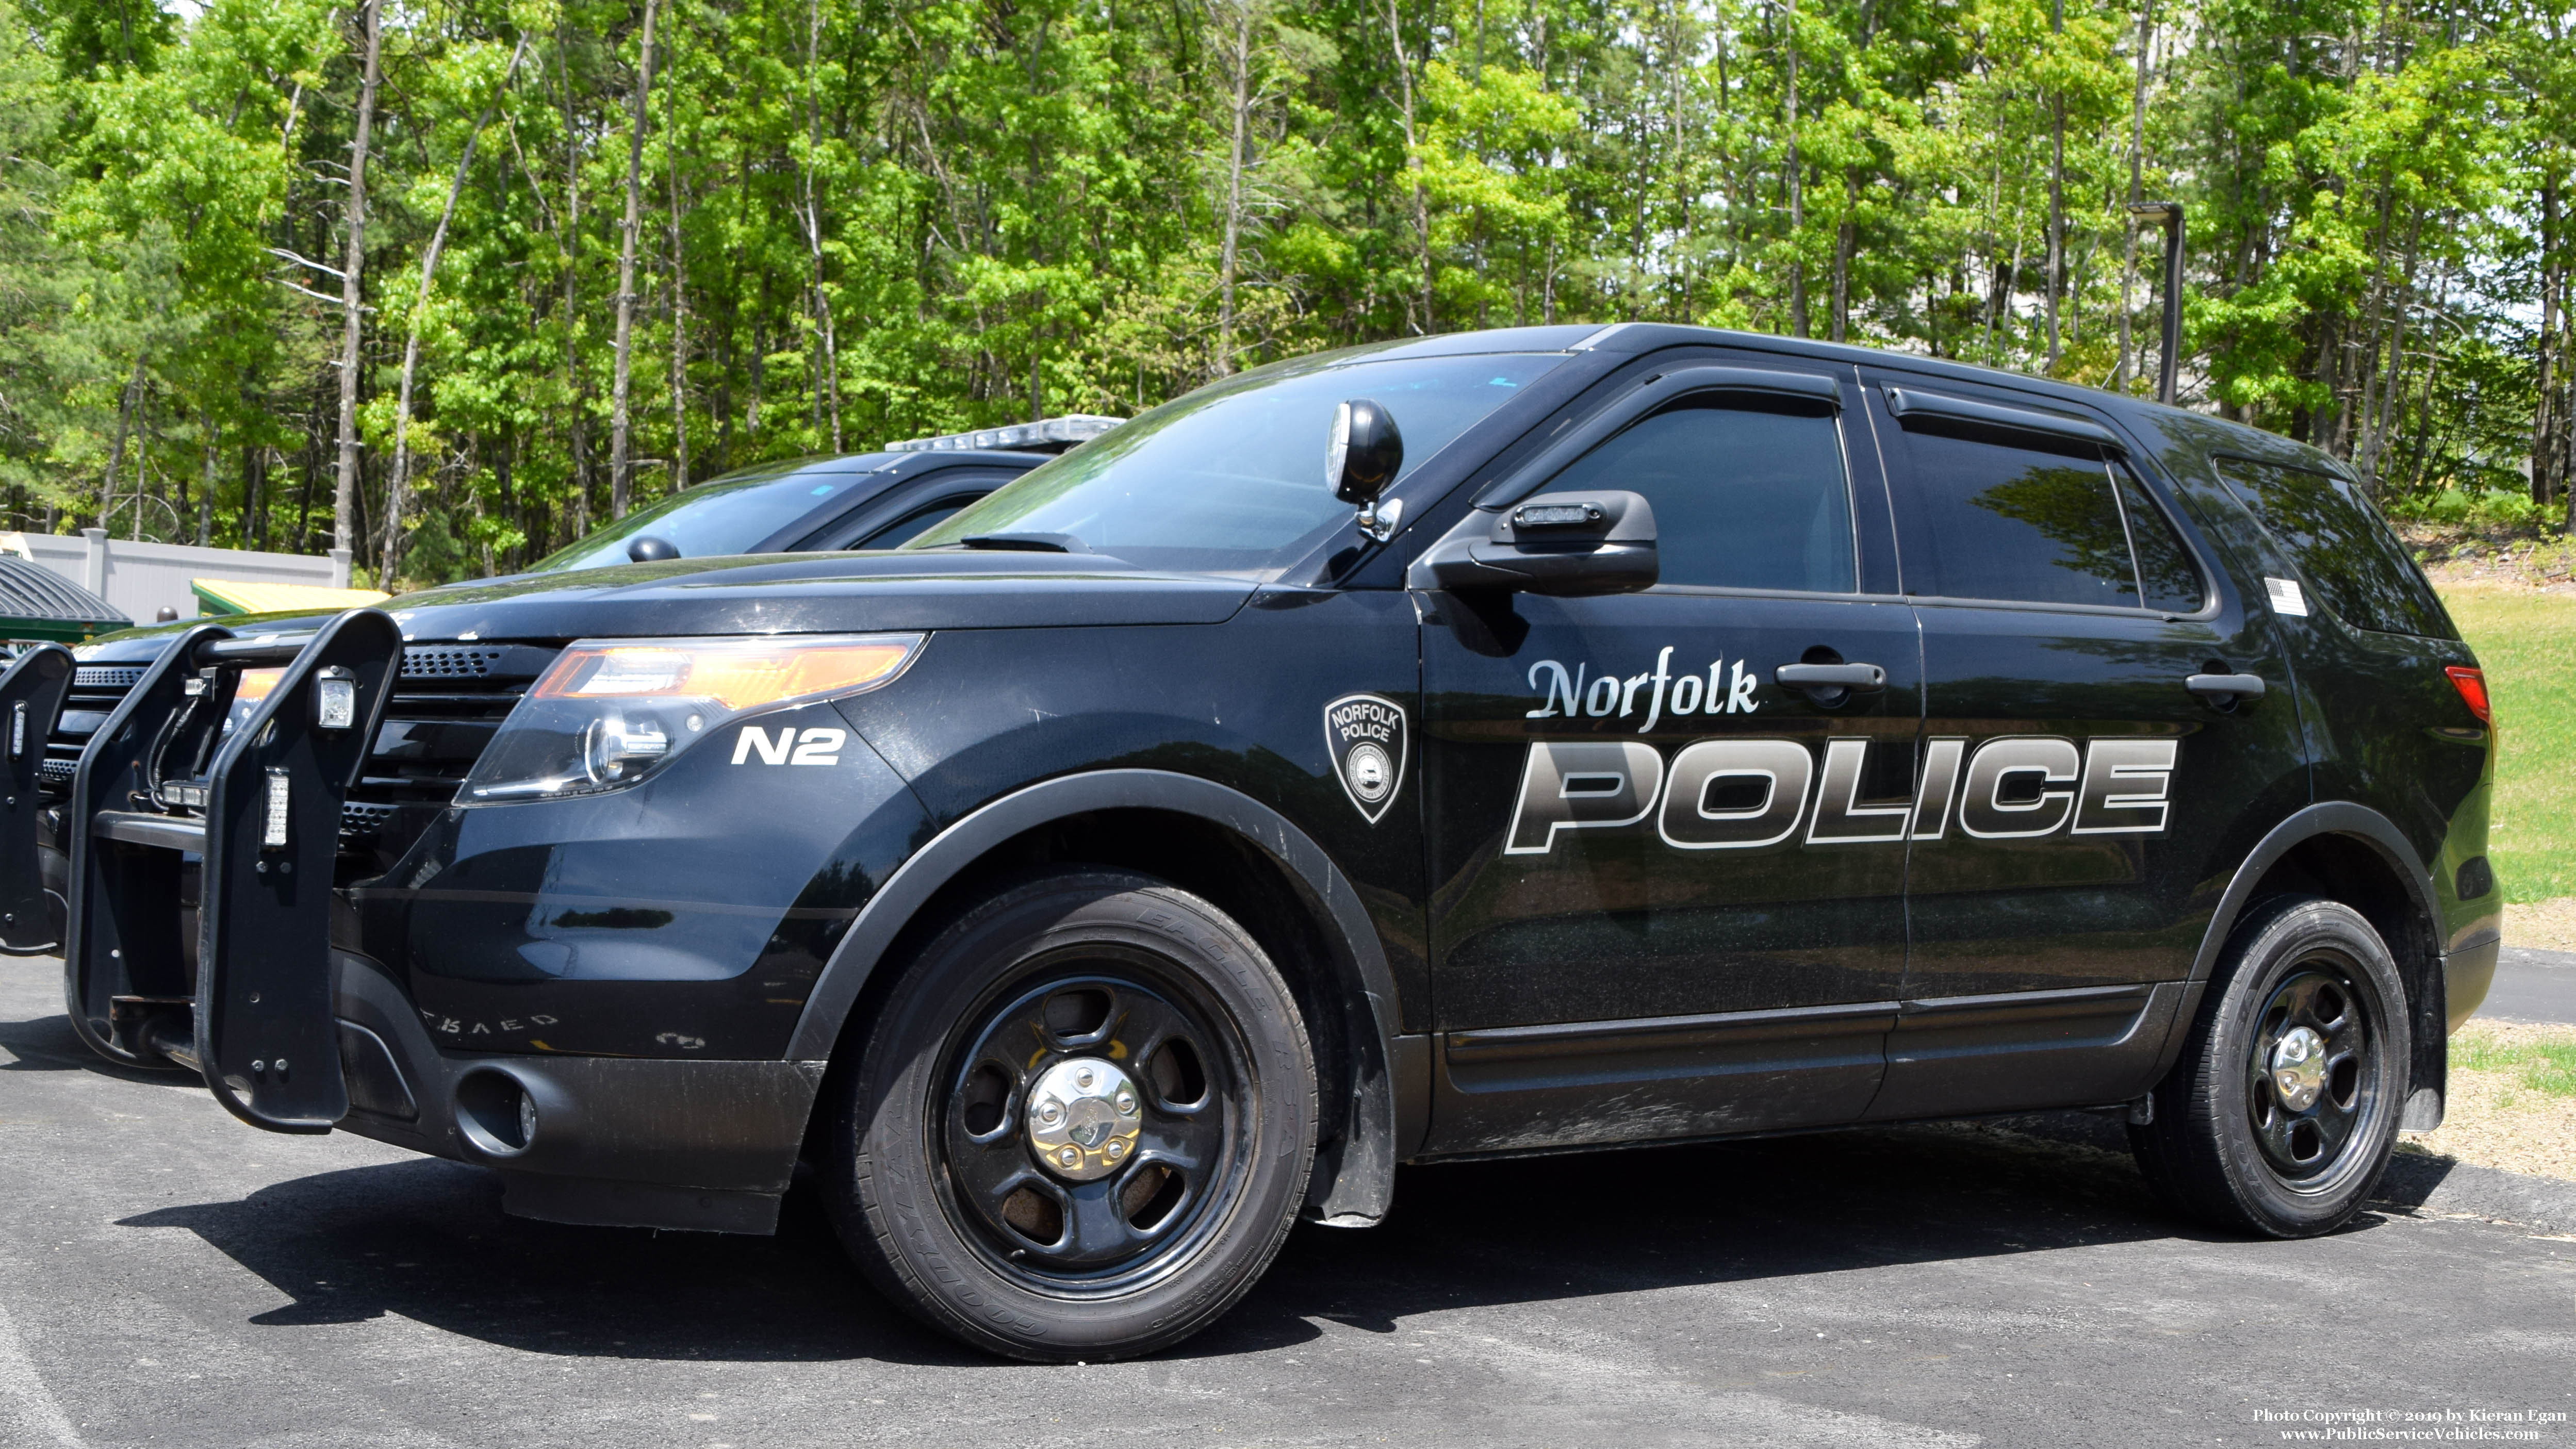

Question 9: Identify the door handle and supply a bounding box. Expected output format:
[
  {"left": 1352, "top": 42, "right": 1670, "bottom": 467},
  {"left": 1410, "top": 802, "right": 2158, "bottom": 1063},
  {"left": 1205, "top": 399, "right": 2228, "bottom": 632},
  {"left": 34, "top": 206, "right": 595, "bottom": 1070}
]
[
  {"left": 1774, "top": 663, "right": 1887, "bottom": 691},
  {"left": 2184, "top": 672, "right": 2267, "bottom": 702}
]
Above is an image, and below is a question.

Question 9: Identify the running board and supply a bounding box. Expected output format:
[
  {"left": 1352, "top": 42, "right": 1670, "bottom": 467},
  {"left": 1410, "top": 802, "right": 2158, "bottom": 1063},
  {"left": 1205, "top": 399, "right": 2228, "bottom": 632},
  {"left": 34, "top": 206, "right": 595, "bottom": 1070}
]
[
  {"left": 0, "top": 644, "right": 75, "bottom": 954},
  {"left": 64, "top": 610, "right": 402, "bottom": 1131}
]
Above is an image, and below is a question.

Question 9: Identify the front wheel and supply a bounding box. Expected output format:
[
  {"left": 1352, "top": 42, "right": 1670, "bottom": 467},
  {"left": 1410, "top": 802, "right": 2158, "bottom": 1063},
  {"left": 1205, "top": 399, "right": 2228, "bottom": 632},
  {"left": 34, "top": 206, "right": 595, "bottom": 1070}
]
[
  {"left": 2129, "top": 895, "right": 2410, "bottom": 1237},
  {"left": 823, "top": 869, "right": 1317, "bottom": 1361}
]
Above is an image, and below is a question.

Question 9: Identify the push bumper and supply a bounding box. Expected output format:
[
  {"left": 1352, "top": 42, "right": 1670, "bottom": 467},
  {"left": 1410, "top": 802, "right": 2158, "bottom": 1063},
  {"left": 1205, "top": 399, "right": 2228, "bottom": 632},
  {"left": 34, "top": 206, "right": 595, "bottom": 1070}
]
[{"left": 17, "top": 613, "right": 819, "bottom": 1234}]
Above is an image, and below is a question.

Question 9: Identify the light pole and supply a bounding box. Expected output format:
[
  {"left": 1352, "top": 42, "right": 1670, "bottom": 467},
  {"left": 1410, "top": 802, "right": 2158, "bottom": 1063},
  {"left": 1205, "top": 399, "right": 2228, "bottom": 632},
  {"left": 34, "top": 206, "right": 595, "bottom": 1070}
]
[{"left": 2129, "top": 201, "right": 2185, "bottom": 406}]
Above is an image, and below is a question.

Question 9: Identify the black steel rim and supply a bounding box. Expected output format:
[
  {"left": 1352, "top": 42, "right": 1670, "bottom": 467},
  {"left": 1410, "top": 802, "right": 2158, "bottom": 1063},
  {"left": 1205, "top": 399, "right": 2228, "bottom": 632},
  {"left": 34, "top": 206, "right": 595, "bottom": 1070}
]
[
  {"left": 930, "top": 947, "right": 1252, "bottom": 1294},
  {"left": 2244, "top": 960, "right": 2377, "bottom": 1185}
]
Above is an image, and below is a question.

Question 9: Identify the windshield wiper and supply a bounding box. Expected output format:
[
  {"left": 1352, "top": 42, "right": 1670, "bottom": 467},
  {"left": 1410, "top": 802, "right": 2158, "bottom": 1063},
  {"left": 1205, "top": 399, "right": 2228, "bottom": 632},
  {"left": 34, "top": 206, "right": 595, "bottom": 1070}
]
[{"left": 957, "top": 532, "right": 1088, "bottom": 554}]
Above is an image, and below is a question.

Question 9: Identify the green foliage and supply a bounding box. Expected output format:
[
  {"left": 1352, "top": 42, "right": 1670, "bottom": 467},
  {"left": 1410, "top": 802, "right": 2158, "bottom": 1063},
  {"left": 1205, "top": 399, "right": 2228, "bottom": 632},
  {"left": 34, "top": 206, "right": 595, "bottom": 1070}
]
[
  {"left": 2387, "top": 487, "right": 2557, "bottom": 532},
  {"left": 0, "top": 0, "right": 2568, "bottom": 584},
  {"left": 2440, "top": 585, "right": 2576, "bottom": 904}
]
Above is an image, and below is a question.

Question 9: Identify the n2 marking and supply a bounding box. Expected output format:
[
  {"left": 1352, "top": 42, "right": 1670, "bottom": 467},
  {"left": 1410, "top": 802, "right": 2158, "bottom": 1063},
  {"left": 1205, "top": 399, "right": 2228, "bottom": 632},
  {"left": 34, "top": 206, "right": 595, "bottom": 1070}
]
[{"left": 731, "top": 724, "right": 847, "bottom": 766}]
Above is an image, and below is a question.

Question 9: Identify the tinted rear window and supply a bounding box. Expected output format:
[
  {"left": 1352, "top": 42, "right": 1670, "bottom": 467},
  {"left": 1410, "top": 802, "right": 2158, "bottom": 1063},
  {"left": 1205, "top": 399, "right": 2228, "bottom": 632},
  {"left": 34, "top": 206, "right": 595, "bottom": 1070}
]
[
  {"left": 1889, "top": 426, "right": 2142, "bottom": 607},
  {"left": 2212, "top": 457, "right": 2453, "bottom": 638},
  {"left": 2114, "top": 466, "right": 2207, "bottom": 613}
]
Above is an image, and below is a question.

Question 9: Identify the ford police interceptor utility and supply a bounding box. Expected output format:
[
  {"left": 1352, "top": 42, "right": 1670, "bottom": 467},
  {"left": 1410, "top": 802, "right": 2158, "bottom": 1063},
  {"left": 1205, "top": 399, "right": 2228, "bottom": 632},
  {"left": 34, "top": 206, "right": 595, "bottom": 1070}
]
[{"left": 0, "top": 323, "right": 2498, "bottom": 1361}]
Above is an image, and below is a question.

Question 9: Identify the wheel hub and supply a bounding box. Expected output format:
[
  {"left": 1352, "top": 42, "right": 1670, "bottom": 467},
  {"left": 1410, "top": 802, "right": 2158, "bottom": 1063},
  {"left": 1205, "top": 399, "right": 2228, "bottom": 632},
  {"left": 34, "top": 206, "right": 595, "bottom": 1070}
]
[
  {"left": 1026, "top": 1056, "right": 1141, "bottom": 1181},
  {"left": 2270, "top": 1024, "right": 2328, "bottom": 1111}
]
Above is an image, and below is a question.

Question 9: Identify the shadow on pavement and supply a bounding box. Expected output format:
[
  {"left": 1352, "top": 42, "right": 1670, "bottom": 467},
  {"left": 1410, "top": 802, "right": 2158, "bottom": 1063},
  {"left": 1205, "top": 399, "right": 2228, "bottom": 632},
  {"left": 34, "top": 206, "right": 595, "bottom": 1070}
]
[
  {"left": 113, "top": 1109, "right": 2280, "bottom": 1365},
  {"left": 1, "top": 1006, "right": 206, "bottom": 1086}
]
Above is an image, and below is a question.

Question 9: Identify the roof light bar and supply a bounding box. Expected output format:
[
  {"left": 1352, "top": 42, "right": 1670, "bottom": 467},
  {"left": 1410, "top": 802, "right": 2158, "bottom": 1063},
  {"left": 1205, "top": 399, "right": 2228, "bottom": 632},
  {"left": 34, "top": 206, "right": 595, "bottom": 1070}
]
[{"left": 883, "top": 415, "right": 1125, "bottom": 454}]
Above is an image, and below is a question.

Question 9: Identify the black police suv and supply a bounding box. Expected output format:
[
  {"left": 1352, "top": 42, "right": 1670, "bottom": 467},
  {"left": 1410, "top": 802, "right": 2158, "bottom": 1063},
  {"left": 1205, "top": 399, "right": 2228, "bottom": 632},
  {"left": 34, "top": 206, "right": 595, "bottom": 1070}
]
[
  {"left": 500, "top": 423, "right": 1094, "bottom": 574},
  {"left": 0, "top": 324, "right": 2497, "bottom": 1362}
]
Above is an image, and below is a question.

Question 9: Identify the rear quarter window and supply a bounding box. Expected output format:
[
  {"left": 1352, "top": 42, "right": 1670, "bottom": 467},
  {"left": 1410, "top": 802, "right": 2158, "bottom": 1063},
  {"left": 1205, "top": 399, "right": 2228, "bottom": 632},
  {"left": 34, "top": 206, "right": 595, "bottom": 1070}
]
[{"left": 2211, "top": 456, "right": 2454, "bottom": 639}]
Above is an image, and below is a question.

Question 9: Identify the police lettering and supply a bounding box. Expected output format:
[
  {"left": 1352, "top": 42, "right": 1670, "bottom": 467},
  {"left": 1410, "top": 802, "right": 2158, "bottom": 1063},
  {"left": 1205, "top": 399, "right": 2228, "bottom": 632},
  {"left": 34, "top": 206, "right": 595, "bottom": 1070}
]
[{"left": 1504, "top": 734, "right": 2176, "bottom": 856}]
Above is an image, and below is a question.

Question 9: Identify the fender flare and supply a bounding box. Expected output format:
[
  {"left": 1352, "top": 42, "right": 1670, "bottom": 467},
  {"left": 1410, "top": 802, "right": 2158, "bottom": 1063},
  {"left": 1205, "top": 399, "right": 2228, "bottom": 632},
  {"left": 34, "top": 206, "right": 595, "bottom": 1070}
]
[
  {"left": 2168, "top": 800, "right": 2446, "bottom": 1109},
  {"left": 785, "top": 768, "right": 1408, "bottom": 1224},
  {"left": 2186, "top": 801, "right": 2437, "bottom": 986}
]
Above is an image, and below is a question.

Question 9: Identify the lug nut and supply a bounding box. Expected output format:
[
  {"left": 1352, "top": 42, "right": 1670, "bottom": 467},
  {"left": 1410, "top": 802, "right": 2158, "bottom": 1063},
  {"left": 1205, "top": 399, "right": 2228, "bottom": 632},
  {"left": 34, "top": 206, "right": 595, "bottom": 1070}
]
[
  {"left": 1105, "top": 1140, "right": 1125, "bottom": 1160},
  {"left": 1114, "top": 1091, "right": 1136, "bottom": 1115},
  {"left": 1075, "top": 1067, "right": 1094, "bottom": 1089},
  {"left": 1058, "top": 1146, "right": 1080, "bottom": 1167}
]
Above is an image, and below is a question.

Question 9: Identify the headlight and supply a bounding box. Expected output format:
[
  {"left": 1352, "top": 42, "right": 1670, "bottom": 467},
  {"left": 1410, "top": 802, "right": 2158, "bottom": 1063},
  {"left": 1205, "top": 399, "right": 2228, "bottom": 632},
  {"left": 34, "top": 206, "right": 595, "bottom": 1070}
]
[{"left": 460, "top": 634, "right": 922, "bottom": 803}]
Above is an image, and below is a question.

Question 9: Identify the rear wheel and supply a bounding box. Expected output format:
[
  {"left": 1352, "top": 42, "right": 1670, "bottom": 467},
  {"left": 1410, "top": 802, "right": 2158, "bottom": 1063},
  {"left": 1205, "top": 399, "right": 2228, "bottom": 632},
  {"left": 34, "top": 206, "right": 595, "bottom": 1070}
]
[
  {"left": 823, "top": 869, "right": 1316, "bottom": 1361},
  {"left": 2129, "top": 895, "right": 2409, "bottom": 1237}
]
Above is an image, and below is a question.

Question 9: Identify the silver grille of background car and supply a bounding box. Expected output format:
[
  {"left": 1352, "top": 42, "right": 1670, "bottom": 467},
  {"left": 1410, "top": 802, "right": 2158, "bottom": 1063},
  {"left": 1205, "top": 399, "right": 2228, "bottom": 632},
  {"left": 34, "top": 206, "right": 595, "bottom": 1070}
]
[{"left": 40, "top": 642, "right": 561, "bottom": 866}]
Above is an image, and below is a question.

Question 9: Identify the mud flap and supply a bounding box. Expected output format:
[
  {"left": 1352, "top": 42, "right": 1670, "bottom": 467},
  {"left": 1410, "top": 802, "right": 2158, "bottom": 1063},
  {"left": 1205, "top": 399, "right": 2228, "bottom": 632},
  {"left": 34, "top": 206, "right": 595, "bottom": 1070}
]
[
  {"left": 0, "top": 644, "right": 74, "bottom": 954},
  {"left": 195, "top": 609, "right": 403, "bottom": 1131}
]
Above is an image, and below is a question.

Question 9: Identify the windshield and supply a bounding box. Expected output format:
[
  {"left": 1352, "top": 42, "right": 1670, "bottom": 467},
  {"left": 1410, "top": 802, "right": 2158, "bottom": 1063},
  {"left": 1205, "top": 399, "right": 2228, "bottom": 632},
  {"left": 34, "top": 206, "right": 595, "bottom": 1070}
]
[
  {"left": 528, "top": 464, "right": 881, "bottom": 572},
  {"left": 908, "top": 353, "right": 1566, "bottom": 575}
]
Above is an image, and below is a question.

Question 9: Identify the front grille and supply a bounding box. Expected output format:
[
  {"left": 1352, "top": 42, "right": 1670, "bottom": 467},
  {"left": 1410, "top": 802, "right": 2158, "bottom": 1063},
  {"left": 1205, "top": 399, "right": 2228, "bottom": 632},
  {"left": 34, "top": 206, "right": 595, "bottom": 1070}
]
[
  {"left": 401, "top": 645, "right": 517, "bottom": 681},
  {"left": 40, "top": 641, "right": 561, "bottom": 869},
  {"left": 349, "top": 644, "right": 557, "bottom": 812}
]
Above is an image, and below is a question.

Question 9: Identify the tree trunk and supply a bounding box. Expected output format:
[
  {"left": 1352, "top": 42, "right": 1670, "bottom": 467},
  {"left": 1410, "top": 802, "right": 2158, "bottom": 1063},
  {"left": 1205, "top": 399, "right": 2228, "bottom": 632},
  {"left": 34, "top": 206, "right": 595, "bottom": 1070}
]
[
  {"left": 384, "top": 35, "right": 528, "bottom": 586},
  {"left": 2538, "top": 177, "right": 2561, "bottom": 507},
  {"left": 101, "top": 353, "right": 146, "bottom": 525},
  {"left": 801, "top": 0, "right": 842, "bottom": 451},
  {"left": 2115, "top": 0, "right": 2153, "bottom": 393},
  {"left": 195, "top": 425, "right": 215, "bottom": 546},
  {"left": 666, "top": 46, "right": 690, "bottom": 491},
  {"left": 2044, "top": 0, "right": 2065, "bottom": 370},
  {"left": 1216, "top": 0, "right": 1255, "bottom": 376},
  {"left": 1784, "top": 0, "right": 1806, "bottom": 339},
  {"left": 333, "top": 0, "right": 384, "bottom": 557},
  {"left": 1381, "top": 0, "right": 1433, "bottom": 333},
  {"left": 1831, "top": 173, "right": 1855, "bottom": 342},
  {"left": 610, "top": 0, "right": 662, "bottom": 521},
  {"left": 559, "top": 21, "right": 590, "bottom": 538}
]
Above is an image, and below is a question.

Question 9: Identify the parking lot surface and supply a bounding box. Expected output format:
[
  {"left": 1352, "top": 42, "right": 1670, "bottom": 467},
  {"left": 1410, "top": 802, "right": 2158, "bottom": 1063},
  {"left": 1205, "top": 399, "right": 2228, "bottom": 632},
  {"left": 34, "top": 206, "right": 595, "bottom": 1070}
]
[
  {"left": 4, "top": 961, "right": 2571, "bottom": 1449},
  {"left": 2481, "top": 948, "right": 2576, "bottom": 1026}
]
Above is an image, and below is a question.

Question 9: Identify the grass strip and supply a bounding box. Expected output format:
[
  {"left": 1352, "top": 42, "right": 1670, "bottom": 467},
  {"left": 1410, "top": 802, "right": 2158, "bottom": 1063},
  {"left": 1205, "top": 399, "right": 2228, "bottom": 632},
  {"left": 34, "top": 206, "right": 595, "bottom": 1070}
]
[{"left": 2435, "top": 585, "right": 2576, "bottom": 903}]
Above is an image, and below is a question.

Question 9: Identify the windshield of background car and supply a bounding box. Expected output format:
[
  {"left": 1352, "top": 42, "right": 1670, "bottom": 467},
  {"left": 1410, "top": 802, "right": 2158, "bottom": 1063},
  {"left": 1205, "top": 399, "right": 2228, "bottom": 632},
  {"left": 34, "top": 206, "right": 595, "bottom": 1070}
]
[
  {"left": 907, "top": 353, "right": 1568, "bottom": 575},
  {"left": 528, "top": 467, "right": 880, "bottom": 572}
]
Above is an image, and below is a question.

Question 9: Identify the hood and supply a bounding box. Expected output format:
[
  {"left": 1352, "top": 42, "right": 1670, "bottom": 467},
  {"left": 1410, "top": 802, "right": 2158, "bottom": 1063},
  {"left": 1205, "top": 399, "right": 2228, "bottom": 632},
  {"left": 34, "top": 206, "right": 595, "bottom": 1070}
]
[{"left": 83, "top": 551, "right": 1256, "bottom": 656}]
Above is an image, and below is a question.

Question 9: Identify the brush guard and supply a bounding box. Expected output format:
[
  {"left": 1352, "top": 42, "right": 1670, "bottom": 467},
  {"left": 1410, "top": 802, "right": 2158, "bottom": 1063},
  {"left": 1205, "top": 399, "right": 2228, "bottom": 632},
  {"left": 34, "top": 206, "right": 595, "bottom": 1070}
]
[
  {"left": 63, "top": 610, "right": 402, "bottom": 1132},
  {"left": 0, "top": 644, "right": 77, "bottom": 954}
]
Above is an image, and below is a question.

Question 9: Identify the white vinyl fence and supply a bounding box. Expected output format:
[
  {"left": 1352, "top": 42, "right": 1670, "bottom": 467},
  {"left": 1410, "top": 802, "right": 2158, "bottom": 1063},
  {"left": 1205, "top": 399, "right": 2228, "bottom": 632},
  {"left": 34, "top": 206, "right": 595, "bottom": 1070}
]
[{"left": 0, "top": 530, "right": 350, "bottom": 625}]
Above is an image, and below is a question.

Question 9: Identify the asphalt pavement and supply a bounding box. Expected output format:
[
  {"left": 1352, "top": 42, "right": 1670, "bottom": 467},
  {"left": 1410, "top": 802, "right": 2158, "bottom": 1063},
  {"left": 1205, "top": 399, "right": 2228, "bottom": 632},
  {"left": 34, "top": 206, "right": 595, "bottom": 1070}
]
[
  {"left": 4, "top": 959, "right": 2572, "bottom": 1449},
  {"left": 2479, "top": 948, "right": 2576, "bottom": 1026}
]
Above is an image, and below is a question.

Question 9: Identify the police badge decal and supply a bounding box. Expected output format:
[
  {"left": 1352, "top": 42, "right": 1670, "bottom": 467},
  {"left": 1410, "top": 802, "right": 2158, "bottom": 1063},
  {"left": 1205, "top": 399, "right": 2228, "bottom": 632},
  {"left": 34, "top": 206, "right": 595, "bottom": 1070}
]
[{"left": 1323, "top": 693, "right": 1408, "bottom": 824}]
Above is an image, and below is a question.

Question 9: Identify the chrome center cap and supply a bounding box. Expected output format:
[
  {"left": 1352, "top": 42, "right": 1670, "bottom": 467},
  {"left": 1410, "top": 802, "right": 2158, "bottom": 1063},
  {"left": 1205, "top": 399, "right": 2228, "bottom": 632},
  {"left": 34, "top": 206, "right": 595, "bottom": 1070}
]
[
  {"left": 2271, "top": 1026, "right": 2328, "bottom": 1111},
  {"left": 1027, "top": 1057, "right": 1142, "bottom": 1182}
]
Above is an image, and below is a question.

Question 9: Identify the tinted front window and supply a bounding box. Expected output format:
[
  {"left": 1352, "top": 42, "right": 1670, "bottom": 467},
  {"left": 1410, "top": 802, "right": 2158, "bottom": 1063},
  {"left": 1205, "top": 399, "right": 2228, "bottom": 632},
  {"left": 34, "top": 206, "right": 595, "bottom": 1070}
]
[
  {"left": 531, "top": 466, "right": 881, "bottom": 572},
  {"left": 912, "top": 353, "right": 1564, "bottom": 576},
  {"left": 1894, "top": 426, "right": 2138, "bottom": 607},
  {"left": 1543, "top": 395, "right": 1855, "bottom": 592},
  {"left": 2213, "top": 457, "right": 2453, "bottom": 638}
]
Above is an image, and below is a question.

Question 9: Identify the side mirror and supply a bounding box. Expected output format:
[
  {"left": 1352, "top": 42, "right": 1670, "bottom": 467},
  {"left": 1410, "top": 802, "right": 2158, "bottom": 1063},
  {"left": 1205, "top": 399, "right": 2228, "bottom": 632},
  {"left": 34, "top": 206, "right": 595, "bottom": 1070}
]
[
  {"left": 1328, "top": 399, "right": 1405, "bottom": 540},
  {"left": 1412, "top": 490, "right": 1659, "bottom": 597},
  {"left": 627, "top": 535, "right": 679, "bottom": 563}
]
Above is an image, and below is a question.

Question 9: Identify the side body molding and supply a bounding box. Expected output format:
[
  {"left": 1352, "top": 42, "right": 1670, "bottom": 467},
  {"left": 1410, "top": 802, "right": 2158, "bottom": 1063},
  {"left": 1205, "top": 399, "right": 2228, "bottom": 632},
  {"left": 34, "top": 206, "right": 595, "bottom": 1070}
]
[
  {"left": 784, "top": 768, "right": 1412, "bottom": 1225},
  {"left": 2162, "top": 800, "right": 2446, "bottom": 1119}
]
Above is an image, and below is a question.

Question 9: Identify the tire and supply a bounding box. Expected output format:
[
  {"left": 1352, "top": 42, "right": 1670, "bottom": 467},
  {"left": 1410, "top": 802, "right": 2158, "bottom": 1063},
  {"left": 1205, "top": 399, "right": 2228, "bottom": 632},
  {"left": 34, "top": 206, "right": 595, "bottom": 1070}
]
[
  {"left": 2129, "top": 894, "right": 2411, "bottom": 1237},
  {"left": 822, "top": 868, "right": 1317, "bottom": 1361}
]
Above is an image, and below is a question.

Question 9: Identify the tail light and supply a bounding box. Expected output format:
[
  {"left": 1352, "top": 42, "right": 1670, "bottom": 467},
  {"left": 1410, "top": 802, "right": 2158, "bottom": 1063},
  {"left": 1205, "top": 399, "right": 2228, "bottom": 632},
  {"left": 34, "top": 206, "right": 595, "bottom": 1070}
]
[{"left": 2443, "top": 666, "right": 2489, "bottom": 725}]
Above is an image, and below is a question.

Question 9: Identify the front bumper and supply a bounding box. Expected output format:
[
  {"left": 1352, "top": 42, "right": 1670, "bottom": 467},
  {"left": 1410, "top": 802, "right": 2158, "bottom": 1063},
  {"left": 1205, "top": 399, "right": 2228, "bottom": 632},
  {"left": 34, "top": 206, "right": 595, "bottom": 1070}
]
[{"left": 334, "top": 949, "right": 825, "bottom": 1232}]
